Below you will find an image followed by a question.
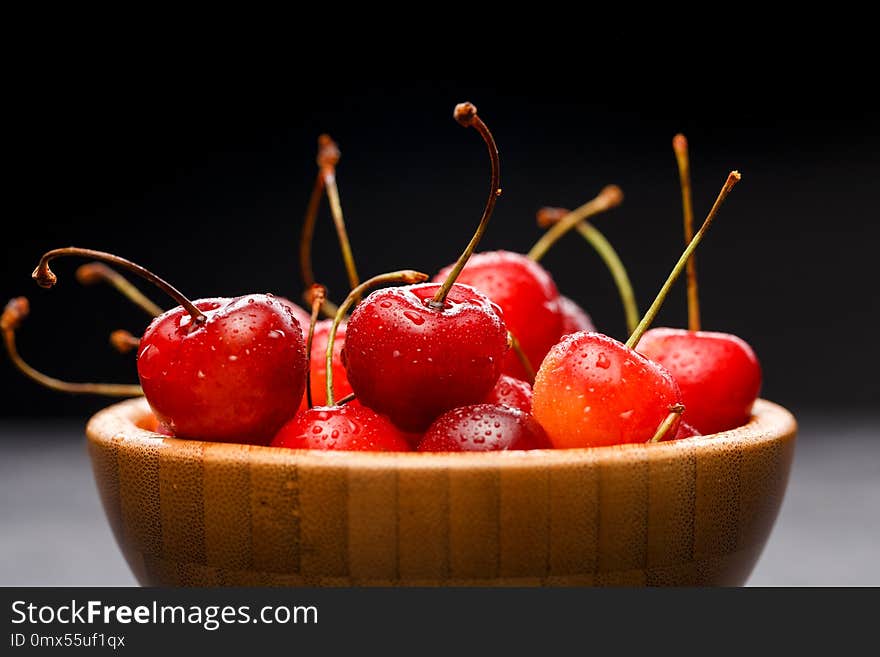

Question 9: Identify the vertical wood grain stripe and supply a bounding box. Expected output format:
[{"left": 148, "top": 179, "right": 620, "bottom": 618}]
[
  {"left": 86, "top": 437, "right": 124, "bottom": 546},
  {"left": 117, "top": 438, "right": 163, "bottom": 557},
  {"left": 500, "top": 467, "right": 549, "bottom": 578},
  {"left": 299, "top": 462, "right": 348, "bottom": 577},
  {"left": 647, "top": 446, "right": 696, "bottom": 568},
  {"left": 158, "top": 440, "right": 206, "bottom": 565},
  {"left": 250, "top": 460, "right": 302, "bottom": 574},
  {"left": 448, "top": 468, "right": 500, "bottom": 579},
  {"left": 203, "top": 444, "right": 252, "bottom": 572},
  {"left": 737, "top": 435, "right": 793, "bottom": 552},
  {"left": 694, "top": 445, "right": 743, "bottom": 560},
  {"left": 549, "top": 463, "right": 598, "bottom": 577},
  {"left": 597, "top": 455, "right": 648, "bottom": 574},
  {"left": 347, "top": 465, "right": 399, "bottom": 581},
  {"left": 397, "top": 468, "right": 449, "bottom": 580}
]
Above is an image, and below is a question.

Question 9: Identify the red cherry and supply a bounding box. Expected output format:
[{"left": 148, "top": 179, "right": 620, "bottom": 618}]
[
  {"left": 558, "top": 295, "right": 595, "bottom": 337},
  {"left": 637, "top": 328, "right": 761, "bottom": 434},
  {"left": 533, "top": 331, "right": 682, "bottom": 447},
  {"left": 417, "top": 403, "right": 551, "bottom": 452},
  {"left": 482, "top": 373, "right": 532, "bottom": 412},
  {"left": 138, "top": 294, "right": 307, "bottom": 444},
  {"left": 434, "top": 250, "right": 561, "bottom": 382},
  {"left": 297, "top": 319, "right": 352, "bottom": 412},
  {"left": 271, "top": 403, "right": 411, "bottom": 451},
  {"left": 673, "top": 420, "right": 701, "bottom": 440},
  {"left": 343, "top": 282, "right": 508, "bottom": 432},
  {"left": 278, "top": 297, "right": 312, "bottom": 336}
]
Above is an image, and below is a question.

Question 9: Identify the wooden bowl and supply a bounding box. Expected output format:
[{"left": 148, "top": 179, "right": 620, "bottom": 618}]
[{"left": 85, "top": 398, "right": 796, "bottom": 586}]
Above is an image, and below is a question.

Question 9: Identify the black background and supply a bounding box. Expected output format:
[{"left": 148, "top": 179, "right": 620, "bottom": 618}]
[{"left": 2, "top": 70, "right": 878, "bottom": 420}]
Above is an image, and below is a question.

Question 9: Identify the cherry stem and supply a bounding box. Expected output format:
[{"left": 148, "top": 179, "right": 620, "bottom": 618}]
[
  {"left": 431, "top": 102, "right": 501, "bottom": 307},
  {"left": 299, "top": 172, "right": 325, "bottom": 291},
  {"left": 304, "top": 284, "right": 326, "bottom": 410},
  {"left": 336, "top": 392, "right": 356, "bottom": 406},
  {"left": 110, "top": 329, "right": 140, "bottom": 354},
  {"left": 674, "top": 134, "right": 701, "bottom": 332},
  {"left": 531, "top": 187, "right": 636, "bottom": 333},
  {"left": 319, "top": 135, "right": 362, "bottom": 302},
  {"left": 649, "top": 403, "right": 685, "bottom": 443},
  {"left": 507, "top": 331, "right": 535, "bottom": 381},
  {"left": 2, "top": 297, "right": 143, "bottom": 397},
  {"left": 33, "top": 248, "right": 206, "bottom": 325},
  {"left": 326, "top": 270, "right": 429, "bottom": 406},
  {"left": 76, "top": 262, "right": 164, "bottom": 317},
  {"left": 626, "top": 171, "right": 741, "bottom": 350}
]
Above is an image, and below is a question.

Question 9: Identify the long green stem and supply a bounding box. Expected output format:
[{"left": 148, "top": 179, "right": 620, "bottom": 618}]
[
  {"left": 626, "top": 171, "right": 741, "bottom": 350},
  {"left": 532, "top": 193, "right": 636, "bottom": 334},
  {"left": 431, "top": 102, "right": 501, "bottom": 307},
  {"left": 325, "top": 270, "right": 428, "bottom": 406},
  {"left": 304, "top": 284, "right": 326, "bottom": 410},
  {"left": 673, "top": 134, "right": 701, "bottom": 332},
  {"left": 2, "top": 297, "right": 143, "bottom": 397}
]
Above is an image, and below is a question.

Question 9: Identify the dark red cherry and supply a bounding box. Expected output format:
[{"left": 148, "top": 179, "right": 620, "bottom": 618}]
[
  {"left": 558, "top": 295, "right": 595, "bottom": 337},
  {"left": 297, "top": 319, "right": 352, "bottom": 412},
  {"left": 532, "top": 331, "right": 682, "bottom": 448},
  {"left": 482, "top": 373, "right": 532, "bottom": 412},
  {"left": 271, "top": 403, "right": 411, "bottom": 451},
  {"left": 343, "top": 282, "right": 508, "bottom": 432},
  {"left": 637, "top": 327, "right": 761, "bottom": 434},
  {"left": 278, "top": 297, "right": 312, "bottom": 335},
  {"left": 673, "top": 420, "right": 701, "bottom": 440},
  {"left": 434, "top": 250, "right": 561, "bottom": 382},
  {"left": 417, "top": 403, "right": 551, "bottom": 452},
  {"left": 138, "top": 294, "right": 308, "bottom": 444}
]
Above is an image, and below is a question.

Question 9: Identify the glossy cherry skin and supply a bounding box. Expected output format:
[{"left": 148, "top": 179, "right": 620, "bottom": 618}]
[
  {"left": 434, "top": 251, "right": 561, "bottom": 382},
  {"left": 278, "top": 297, "right": 312, "bottom": 335},
  {"left": 673, "top": 420, "right": 701, "bottom": 440},
  {"left": 343, "top": 282, "right": 508, "bottom": 432},
  {"left": 297, "top": 320, "right": 352, "bottom": 412},
  {"left": 271, "top": 404, "right": 411, "bottom": 451},
  {"left": 532, "top": 331, "right": 682, "bottom": 448},
  {"left": 137, "top": 294, "right": 308, "bottom": 444},
  {"left": 482, "top": 374, "right": 532, "bottom": 412},
  {"left": 637, "top": 327, "right": 762, "bottom": 435},
  {"left": 417, "top": 403, "right": 551, "bottom": 452},
  {"left": 558, "top": 295, "right": 595, "bottom": 337}
]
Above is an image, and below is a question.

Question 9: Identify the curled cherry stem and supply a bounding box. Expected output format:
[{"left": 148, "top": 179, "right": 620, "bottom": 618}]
[
  {"left": 2, "top": 297, "right": 143, "bottom": 397},
  {"left": 326, "top": 270, "right": 429, "bottom": 406},
  {"left": 649, "top": 404, "right": 685, "bottom": 443},
  {"left": 674, "top": 134, "right": 701, "bottom": 332},
  {"left": 33, "top": 247, "right": 205, "bottom": 325},
  {"left": 304, "top": 284, "right": 326, "bottom": 410},
  {"left": 626, "top": 172, "right": 741, "bottom": 350},
  {"left": 431, "top": 102, "right": 501, "bottom": 307},
  {"left": 507, "top": 331, "right": 535, "bottom": 382},
  {"left": 76, "top": 262, "right": 164, "bottom": 317}
]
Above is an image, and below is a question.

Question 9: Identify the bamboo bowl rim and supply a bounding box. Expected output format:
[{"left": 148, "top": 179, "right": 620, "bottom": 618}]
[{"left": 86, "top": 397, "right": 797, "bottom": 471}]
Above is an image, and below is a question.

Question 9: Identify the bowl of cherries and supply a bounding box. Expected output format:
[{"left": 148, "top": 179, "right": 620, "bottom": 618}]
[{"left": 3, "top": 104, "right": 796, "bottom": 586}]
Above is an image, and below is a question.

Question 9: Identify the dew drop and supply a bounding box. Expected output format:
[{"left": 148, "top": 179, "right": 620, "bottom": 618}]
[
  {"left": 228, "top": 355, "right": 238, "bottom": 362},
  {"left": 380, "top": 301, "right": 392, "bottom": 308},
  {"left": 596, "top": 352, "right": 611, "bottom": 369},
  {"left": 312, "top": 425, "right": 323, "bottom": 434},
  {"left": 197, "top": 370, "right": 206, "bottom": 379},
  {"left": 403, "top": 310, "right": 425, "bottom": 326},
  {"left": 392, "top": 350, "right": 401, "bottom": 358}
]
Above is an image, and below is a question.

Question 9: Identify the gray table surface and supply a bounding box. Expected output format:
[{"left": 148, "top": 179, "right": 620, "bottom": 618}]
[{"left": 1, "top": 413, "right": 877, "bottom": 586}]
